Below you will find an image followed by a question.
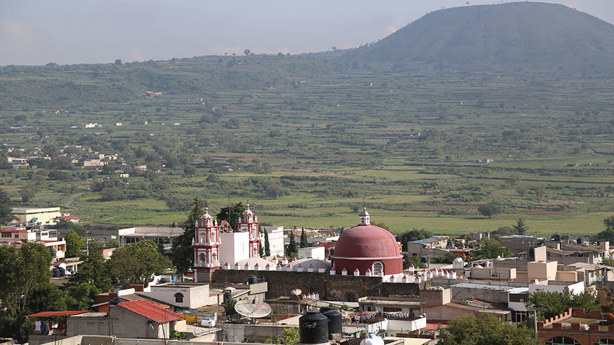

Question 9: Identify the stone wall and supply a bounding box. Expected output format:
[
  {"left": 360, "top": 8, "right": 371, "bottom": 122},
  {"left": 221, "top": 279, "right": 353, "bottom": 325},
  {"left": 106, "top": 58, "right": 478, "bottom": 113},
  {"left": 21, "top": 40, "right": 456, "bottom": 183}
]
[{"left": 212, "top": 270, "right": 427, "bottom": 301}]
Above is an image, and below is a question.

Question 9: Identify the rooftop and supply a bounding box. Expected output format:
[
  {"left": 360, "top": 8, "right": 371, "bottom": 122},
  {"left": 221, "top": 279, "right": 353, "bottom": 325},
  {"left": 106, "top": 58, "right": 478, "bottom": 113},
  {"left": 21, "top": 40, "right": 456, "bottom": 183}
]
[{"left": 116, "top": 300, "right": 184, "bottom": 323}]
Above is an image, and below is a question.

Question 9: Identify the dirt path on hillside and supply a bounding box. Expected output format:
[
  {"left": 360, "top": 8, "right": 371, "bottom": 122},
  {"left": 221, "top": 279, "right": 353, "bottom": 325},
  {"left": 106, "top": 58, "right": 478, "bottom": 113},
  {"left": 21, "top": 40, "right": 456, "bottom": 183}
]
[{"left": 65, "top": 192, "right": 85, "bottom": 208}]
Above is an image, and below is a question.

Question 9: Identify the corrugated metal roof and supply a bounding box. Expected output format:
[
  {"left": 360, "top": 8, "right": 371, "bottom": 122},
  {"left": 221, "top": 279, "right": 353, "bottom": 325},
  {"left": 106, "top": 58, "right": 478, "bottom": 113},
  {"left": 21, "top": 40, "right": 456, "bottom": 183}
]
[{"left": 116, "top": 300, "right": 184, "bottom": 323}]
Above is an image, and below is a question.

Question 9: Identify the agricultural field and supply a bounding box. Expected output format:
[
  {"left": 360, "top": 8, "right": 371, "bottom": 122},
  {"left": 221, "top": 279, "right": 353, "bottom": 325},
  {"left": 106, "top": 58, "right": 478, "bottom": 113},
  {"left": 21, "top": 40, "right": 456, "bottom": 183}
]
[{"left": 0, "top": 54, "right": 613, "bottom": 236}]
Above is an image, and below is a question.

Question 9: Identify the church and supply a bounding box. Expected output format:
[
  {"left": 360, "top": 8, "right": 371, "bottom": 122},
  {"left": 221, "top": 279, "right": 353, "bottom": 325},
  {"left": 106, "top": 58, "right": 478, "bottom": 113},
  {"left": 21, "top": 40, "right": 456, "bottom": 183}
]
[{"left": 192, "top": 204, "right": 261, "bottom": 282}]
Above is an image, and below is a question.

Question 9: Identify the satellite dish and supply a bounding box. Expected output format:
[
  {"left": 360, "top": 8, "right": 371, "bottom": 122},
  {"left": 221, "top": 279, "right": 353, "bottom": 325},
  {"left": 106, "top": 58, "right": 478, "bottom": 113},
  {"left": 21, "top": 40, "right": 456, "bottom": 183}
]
[
  {"left": 291, "top": 289, "right": 302, "bottom": 296},
  {"left": 234, "top": 300, "right": 272, "bottom": 318}
]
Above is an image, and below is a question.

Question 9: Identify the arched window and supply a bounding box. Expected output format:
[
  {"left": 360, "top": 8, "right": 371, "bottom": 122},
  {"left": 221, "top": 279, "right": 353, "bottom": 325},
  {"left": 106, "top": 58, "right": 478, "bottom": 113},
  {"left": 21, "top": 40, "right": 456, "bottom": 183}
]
[
  {"left": 345, "top": 292, "right": 356, "bottom": 302},
  {"left": 546, "top": 336, "right": 580, "bottom": 345},
  {"left": 596, "top": 339, "right": 614, "bottom": 345},
  {"left": 212, "top": 252, "right": 218, "bottom": 264},
  {"left": 372, "top": 262, "right": 384, "bottom": 276},
  {"left": 174, "top": 293, "right": 184, "bottom": 303},
  {"left": 199, "top": 253, "right": 206, "bottom": 263}
]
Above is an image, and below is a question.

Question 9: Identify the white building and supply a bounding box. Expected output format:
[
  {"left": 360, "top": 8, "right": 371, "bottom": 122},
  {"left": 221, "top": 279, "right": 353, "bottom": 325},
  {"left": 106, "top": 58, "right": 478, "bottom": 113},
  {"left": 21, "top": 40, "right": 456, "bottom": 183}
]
[
  {"left": 11, "top": 207, "right": 62, "bottom": 227},
  {"left": 118, "top": 226, "right": 183, "bottom": 252},
  {"left": 298, "top": 246, "right": 325, "bottom": 260},
  {"left": 140, "top": 284, "right": 212, "bottom": 309},
  {"left": 261, "top": 226, "right": 285, "bottom": 257},
  {"left": 219, "top": 232, "right": 250, "bottom": 267}
]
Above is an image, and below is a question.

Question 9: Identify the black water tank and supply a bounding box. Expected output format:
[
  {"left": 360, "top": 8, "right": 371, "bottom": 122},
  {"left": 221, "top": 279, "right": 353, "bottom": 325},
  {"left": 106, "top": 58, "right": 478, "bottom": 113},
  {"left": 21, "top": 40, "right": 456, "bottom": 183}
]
[
  {"left": 320, "top": 307, "right": 343, "bottom": 335},
  {"left": 223, "top": 291, "right": 233, "bottom": 302},
  {"left": 299, "top": 311, "right": 328, "bottom": 344},
  {"left": 248, "top": 275, "right": 258, "bottom": 284},
  {"left": 577, "top": 237, "right": 584, "bottom": 245}
]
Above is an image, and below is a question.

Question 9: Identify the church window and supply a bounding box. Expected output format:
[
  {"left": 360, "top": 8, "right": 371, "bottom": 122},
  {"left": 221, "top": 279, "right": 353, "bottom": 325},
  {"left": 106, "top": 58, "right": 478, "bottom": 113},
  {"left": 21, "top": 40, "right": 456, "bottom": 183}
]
[
  {"left": 199, "top": 253, "right": 206, "bottom": 263},
  {"left": 174, "top": 293, "right": 184, "bottom": 303},
  {"left": 373, "top": 262, "right": 384, "bottom": 275}
]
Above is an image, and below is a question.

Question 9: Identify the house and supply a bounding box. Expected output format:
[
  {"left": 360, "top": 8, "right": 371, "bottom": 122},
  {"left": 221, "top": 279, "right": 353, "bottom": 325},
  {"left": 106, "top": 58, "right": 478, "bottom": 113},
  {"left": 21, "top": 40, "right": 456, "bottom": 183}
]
[
  {"left": 0, "top": 227, "right": 66, "bottom": 260},
  {"left": 66, "top": 300, "right": 185, "bottom": 338}
]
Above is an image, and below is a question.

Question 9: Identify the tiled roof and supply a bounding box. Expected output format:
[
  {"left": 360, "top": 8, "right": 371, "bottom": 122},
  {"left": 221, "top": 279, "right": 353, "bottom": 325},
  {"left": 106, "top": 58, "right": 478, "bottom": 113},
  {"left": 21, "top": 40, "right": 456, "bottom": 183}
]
[{"left": 116, "top": 300, "right": 183, "bottom": 323}]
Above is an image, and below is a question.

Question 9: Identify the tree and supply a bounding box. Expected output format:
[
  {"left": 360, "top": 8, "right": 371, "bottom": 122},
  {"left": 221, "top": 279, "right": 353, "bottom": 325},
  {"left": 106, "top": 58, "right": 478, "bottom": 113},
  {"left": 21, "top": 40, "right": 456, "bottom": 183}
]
[
  {"left": 65, "top": 283, "right": 98, "bottom": 310},
  {"left": 265, "top": 327, "right": 300, "bottom": 345},
  {"left": 25, "top": 283, "right": 67, "bottom": 315},
  {"left": 477, "top": 203, "right": 502, "bottom": 218},
  {"left": 513, "top": 218, "right": 529, "bottom": 235},
  {"left": 0, "top": 243, "right": 52, "bottom": 316},
  {"left": 438, "top": 313, "right": 541, "bottom": 345},
  {"left": 0, "top": 188, "right": 12, "bottom": 224},
  {"left": 473, "top": 238, "right": 512, "bottom": 259},
  {"left": 287, "top": 230, "right": 298, "bottom": 257},
  {"left": 263, "top": 229, "right": 271, "bottom": 257},
  {"left": 396, "top": 229, "right": 432, "bottom": 251},
  {"left": 526, "top": 288, "right": 599, "bottom": 319},
  {"left": 19, "top": 188, "right": 36, "bottom": 204},
  {"left": 243, "top": 49, "right": 251, "bottom": 56},
  {"left": 604, "top": 215, "right": 614, "bottom": 229},
  {"left": 300, "top": 228, "right": 308, "bottom": 248},
  {"left": 216, "top": 202, "right": 245, "bottom": 231},
  {"left": 69, "top": 241, "right": 111, "bottom": 292},
  {"left": 222, "top": 298, "right": 237, "bottom": 319},
  {"left": 107, "top": 240, "right": 172, "bottom": 288},
  {"left": 65, "top": 229, "right": 85, "bottom": 258},
  {"left": 172, "top": 198, "right": 204, "bottom": 275}
]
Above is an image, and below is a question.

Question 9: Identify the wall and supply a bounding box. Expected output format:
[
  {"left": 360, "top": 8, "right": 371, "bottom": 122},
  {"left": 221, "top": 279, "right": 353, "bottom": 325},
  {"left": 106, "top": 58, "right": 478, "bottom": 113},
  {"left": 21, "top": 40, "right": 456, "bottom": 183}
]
[
  {"left": 261, "top": 226, "right": 284, "bottom": 258},
  {"left": 212, "top": 269, "right": 425, "bottom": 301},
  {"left": 450, "top": 285, "right": 509, "bottom": 304},
  {"left": 299, "top": 246, "right": 325, "bottom": 260},
  {"left": 143, "top": 284, "right": 210, "bottom": 309},
  {"left": 555, "top": 271, "right": 579, "bottom": 282},
  {"left": 528, "top": 261, "right": 558, "bottom": 281},
  {"left": 219, "top": 232, "right": 249, "bottom": 266}
]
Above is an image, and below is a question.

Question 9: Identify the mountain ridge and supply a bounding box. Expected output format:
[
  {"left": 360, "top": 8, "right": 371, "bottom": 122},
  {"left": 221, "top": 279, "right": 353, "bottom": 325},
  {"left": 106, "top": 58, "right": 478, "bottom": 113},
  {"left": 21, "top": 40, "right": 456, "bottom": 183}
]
[{"left": 345, "top": 2, "right": 614, "bottom": 70}]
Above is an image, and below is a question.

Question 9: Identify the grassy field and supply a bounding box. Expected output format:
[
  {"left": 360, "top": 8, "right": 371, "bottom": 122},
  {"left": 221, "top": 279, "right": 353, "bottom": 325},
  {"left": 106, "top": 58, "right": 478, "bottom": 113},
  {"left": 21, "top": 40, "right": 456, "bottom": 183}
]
[{"left": 1, "top": 56, "right": 613, "bottom": 237}]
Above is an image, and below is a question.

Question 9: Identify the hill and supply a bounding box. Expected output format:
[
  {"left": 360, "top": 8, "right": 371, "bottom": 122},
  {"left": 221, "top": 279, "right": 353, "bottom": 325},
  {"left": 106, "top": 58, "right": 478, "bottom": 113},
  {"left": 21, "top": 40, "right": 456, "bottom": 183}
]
[{"left": 346, "top": 2, "right": 614, "bottom": 71}]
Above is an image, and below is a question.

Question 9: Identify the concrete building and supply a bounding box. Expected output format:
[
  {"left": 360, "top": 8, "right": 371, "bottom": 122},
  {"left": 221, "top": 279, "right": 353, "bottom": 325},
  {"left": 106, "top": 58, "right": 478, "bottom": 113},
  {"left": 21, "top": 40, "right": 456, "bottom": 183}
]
[
  {"left": 11, "top": 207, "right": 62, "bottom": 226},
  {"left": 0, "top": 227, "right": 66, "bottom": 260},
  {"left": 498, "top": 235, "right": 541, "bottom": 255},
  {"left": 118, "top": 226, "right": 183, "bottom": 252},
  {"left": 140, "top": 284, "right": 212, "bottom": 309},
  {"left": 66, "top": 300, "right": 185, "bottom": 338}
]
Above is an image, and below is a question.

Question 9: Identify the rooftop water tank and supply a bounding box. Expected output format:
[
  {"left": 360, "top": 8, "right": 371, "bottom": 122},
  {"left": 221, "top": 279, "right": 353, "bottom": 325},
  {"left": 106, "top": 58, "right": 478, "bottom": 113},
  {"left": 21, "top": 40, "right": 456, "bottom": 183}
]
[{"left": 299, "top": 311, "right": 328, "bottom": 344}]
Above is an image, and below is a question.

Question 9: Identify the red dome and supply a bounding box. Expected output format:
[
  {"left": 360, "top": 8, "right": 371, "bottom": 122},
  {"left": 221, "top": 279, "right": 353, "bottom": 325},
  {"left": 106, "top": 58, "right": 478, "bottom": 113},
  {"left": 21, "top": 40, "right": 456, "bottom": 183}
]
[{"left": 333, "top": 224, "right": 401, "bottom": 259}]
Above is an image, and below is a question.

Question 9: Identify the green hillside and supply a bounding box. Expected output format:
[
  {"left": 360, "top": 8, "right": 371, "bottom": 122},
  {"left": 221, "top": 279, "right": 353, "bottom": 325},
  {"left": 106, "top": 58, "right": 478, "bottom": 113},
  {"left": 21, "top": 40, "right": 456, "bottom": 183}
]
[{"left": 347, "top": 2, "right": 614, "bottom": 71}]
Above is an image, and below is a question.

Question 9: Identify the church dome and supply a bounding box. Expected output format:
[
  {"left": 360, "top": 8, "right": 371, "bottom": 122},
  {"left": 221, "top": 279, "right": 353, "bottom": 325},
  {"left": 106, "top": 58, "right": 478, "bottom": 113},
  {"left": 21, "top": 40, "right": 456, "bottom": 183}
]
[
  {"left": 333, "top": 224, "right": 401, "bottom": 259},
  {"left": 331, "top": 208, "right": 403, "bottom": 276}
]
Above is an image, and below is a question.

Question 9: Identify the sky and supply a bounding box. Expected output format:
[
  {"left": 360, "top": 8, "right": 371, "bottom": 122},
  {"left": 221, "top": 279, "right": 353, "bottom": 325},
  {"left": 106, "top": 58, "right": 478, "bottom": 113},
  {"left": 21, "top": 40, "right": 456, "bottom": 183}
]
[{"left": 1, "top": 0, "right": 613, "bottom": 66}]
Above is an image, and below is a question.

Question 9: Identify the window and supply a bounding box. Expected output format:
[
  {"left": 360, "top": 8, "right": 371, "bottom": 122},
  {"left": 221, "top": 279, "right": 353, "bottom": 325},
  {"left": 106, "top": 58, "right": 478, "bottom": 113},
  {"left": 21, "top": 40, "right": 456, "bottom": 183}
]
[
  {"left": 199, "top": 253, "right": 206, "bottom": 263},
  {"left": 596, "top": 340, "right": 614, "bottom": 345},
  {"left": 546, "top": 336, "right": 580, "bottom": 345},
  {"left": 174, "top": 293, "right": 184, "bottom": 303},
  {"left": 372, "top": 262, "right": 384, "bottom": 276}
]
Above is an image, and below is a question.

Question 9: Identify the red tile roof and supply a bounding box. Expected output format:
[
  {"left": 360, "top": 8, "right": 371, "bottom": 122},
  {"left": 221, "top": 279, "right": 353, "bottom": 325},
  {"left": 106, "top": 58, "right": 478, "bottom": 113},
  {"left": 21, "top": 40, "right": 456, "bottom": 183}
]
[
  {"left": 116, "top": 300, "right": 183, "bottom": 323},
  {"left": 26, "top": 311, "right": 90, "bottom": 317}
]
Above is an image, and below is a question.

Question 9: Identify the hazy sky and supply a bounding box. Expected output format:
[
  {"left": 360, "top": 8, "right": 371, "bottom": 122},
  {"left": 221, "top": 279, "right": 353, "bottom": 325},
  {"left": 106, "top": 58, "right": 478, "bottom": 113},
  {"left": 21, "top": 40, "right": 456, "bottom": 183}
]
[{"left": 1, "top": 0, "right": 613, "bottom": 66}]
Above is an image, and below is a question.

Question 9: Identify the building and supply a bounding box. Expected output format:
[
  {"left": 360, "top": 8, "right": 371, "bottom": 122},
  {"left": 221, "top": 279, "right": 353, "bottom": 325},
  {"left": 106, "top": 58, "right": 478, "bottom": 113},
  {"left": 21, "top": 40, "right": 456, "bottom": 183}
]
[
  {"left": 237, "top": 204, "right": 260, "bottom": 258},
  {"left": 0, "top": 227, "right": 66, "bottom": 260},
  {"left": 66, "top": 300, "right": 185, "bottom": 338},
  {"left": 331, "top": 208, "right": 403, "bottom": 277},
  {"left": 261, "top": 226, "right": 285, "bottom": 257},
  {"left": 537, "top": 308, "right": 614, "bottom": 345},
  {"left": 118, "top": 226, "right": 183, "bottom": 252},
  {"left": 193, "top": 208, "right": 221, "bottom": 283},
  {"left": 11, "top": 207, "right": 62, "bottom": 227}
]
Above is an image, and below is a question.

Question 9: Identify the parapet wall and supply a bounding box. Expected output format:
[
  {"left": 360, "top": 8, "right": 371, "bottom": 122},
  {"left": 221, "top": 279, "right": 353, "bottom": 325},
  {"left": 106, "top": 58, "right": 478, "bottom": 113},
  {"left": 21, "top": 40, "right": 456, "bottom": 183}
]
[{"left": 211, "top": 269, "right": 428, "bottom": 301}]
